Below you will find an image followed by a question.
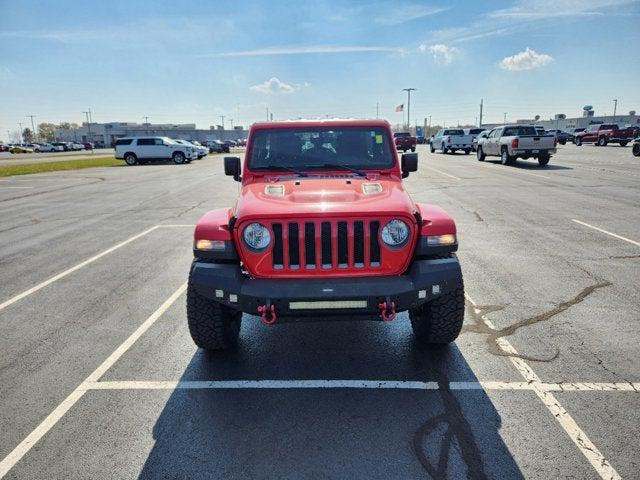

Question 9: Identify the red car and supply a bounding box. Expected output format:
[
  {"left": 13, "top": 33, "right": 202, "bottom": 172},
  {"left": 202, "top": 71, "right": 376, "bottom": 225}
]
[
  {"left": 393, "top": 132, "right": 417, "bottom": 152},
  {"left": 574, "top": 124, "right": 639, "bottom": 146},
  {"left": 186, "top": 119, "right": 464, "bottom": 351}
]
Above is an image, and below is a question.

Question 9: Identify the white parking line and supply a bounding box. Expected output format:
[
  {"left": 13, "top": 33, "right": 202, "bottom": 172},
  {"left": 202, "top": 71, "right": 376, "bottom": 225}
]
[
  {"left": 0, "top": 224, "right": 193, "bottom": 313},
  {"left": 82, "top": 380, "right": 640, "bottom": 392},
  {"left": 465, "top": 294, "right": 621, "bottom": 480},
  {"left": 424, "top": 166, "right": 461, "bottom": 180},
  {"left": 0, "top": 186, "right": 34, "bottom": 189},
  {"left": 572, "top": 219, "right": 640, "bottom": 247},
  {"left": 0, "top": 282, "right": 187, "bottom": 479}
]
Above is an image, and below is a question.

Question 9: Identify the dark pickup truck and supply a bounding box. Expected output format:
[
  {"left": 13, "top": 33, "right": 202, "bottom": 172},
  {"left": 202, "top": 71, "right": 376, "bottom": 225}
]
[
  {"left": 394, "top": 132, "right": 417, "bottom": 152},
  {"left": 574, "top": 124, "right": 639, "bottom": 147}
]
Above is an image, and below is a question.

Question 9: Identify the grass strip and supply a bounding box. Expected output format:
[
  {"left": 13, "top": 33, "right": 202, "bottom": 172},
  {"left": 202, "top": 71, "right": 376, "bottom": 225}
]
[{"left": 0, "top": 156, "right": 122, "bottom": 177}]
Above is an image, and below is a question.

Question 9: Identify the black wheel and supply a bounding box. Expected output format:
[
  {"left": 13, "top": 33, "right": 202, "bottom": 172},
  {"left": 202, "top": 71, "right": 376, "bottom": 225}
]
[
  {"left": 430, "top": 143, "right": 435, "bottom": 153},
  {"left": 476, "top": 147, "right": 485, "bottom": 161},
  {"left": 441, "top": 143, "right": 447, "bottom": 154},
  {"left": 187, "top": 267, "right": 241, "bottom": 351},
  {"left": 559, "top": 139, "right": 566, "bottom": 145},
  {"left": 450, "top": 149, "right": 457, "bottom": 154},
  {"left": 464, "top": 149, "right": 470, "bottom": 155},
  {"left": 411, "top": 146, "right": 416, "bottom": 152},
  {"left": 632, "top": 143, "right": 640, "bottom": 157},
  {"left": 501, "top": 148, "right": 514, "bottom": 165},
  {"left": 598, "top": 136, "right": 607, "bottom": 146},
  {"left": 574, "top": 137, "right": 582, "bottom": 146},
  {"left": 410, "top": 277, "right": 465, "bottom": 344},
  {"left": 538, "top": 154, "right": 550, "bottom": 166},
  {"left": 172, "top": 151, "right": 186, "bottom": 164},
  {"left": 124, "top": 153, "right": 137, "bottom": 166},
  {"left": 620, "top": 141, "right": 628, "bottom": 147}
]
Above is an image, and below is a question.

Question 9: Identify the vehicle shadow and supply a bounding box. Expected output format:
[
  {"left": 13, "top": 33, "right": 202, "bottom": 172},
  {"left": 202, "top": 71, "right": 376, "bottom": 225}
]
[
  {"left": 137, "top": 316, "right": 525, "bottom": 479},
  {"left": 485, "top": 160, "right": 573, "bottom": 171}
]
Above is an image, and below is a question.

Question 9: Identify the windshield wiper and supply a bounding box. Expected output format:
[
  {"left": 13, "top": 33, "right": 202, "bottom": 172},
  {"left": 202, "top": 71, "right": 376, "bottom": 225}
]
[
  {"left": 317, "top": 163, "right": 366, "bottom": 177},
  {"left": 257, "top": 165, "right": 308, "bottom": 177}
]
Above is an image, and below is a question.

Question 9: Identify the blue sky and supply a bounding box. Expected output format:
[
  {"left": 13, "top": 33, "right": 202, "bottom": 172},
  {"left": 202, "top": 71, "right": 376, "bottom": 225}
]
[{"left": 1, "top": 0, "right": 639, "bottom": 139}]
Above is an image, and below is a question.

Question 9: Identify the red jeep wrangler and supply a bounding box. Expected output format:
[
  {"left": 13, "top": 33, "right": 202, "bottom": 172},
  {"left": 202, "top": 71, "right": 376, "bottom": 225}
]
[{"left": 187, "top": 120, "right": 464, "bottom": 350}]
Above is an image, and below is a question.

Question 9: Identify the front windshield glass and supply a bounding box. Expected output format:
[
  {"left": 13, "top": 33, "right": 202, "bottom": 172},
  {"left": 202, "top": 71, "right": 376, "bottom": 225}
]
[{"left": 248, "top": 127, "right": 394, "bottom": 171}]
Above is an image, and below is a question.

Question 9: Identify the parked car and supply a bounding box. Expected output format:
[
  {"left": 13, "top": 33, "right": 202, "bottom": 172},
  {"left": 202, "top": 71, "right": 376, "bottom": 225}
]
[
  {"left": 34, "top": 143, "right": 56, "bottom": 152},
  {"left": 10, "top": 145, "right": 34, "bottom": 154},
  {"left": 236, "top": 138, "right": 247, "bottom": 147},
  {"left": 51, "top": 142, "right": 69, "bottom": 151},
  {"left": 207, "top": 140, "right": 230, "bottom": 153},
  {"left": 83, "top": 142, "right": 94, "bottom": 150},
  {"left": 471, "top": 130, "right": 491, "bottom": 152},
  {"left": 574, "top": 124, "right": 639, "bottom": 146},
  {"left": 187, "top": 119, "right": 465, "bottom": 351},
  {"left": 393, "top": 132, "right": 417, "bottom": 152},
  {"left": 534, "top": 125, "right": 545, "bottom": 135},
  {"left": 430, "top": 128, "right": 474, "bottom": 154},
  {"left": 115, "top": 137, "right": 197, "bottom": 165},
  {"left": 0, "top": 143, "right": 9, "bottom": 152},
  {"left": 476, "top": 124, "right": 556, "bottom": 166},
  {"left": 546, "top": 129, "right": 574, "bottom": 145},
  {"left": 71, "top": 142, "right": 84, "bottom": 151},
  {"left": 174, "top": 139, "right": 207, "bottom": 159},
  {"left": 416, "top": 136, "right": 426, "bottom": 144},
  {"left": 633, "top": 138, "right": 640, "bottom": 157}
]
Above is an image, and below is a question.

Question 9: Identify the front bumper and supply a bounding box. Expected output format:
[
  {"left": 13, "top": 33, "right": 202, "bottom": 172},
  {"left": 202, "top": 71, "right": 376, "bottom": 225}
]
[{"left": 190, "top": 257, "right": 462, "bottom": 320}]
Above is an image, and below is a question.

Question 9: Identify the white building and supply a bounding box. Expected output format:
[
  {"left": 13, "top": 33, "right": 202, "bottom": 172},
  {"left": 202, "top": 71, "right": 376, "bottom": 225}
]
[{"left": 54, "top": 122, "right": 248, "bottom": 147}]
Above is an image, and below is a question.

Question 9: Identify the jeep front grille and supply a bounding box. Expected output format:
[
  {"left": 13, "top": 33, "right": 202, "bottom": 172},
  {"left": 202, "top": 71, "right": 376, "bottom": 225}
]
[{"left": 272, "top": 220, "right": 381, "bottom": 271}]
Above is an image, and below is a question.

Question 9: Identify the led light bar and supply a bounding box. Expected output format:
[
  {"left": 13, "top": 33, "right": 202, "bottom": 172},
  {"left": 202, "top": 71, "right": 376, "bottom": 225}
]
[{"left": 289, "top": 300, "right": 367, "bottom": 310}]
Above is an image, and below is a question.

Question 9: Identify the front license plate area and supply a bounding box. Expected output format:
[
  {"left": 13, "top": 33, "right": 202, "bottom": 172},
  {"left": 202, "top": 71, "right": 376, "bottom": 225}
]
[{"left": 289, "top": 300, "right": 368, "bottom": 310}]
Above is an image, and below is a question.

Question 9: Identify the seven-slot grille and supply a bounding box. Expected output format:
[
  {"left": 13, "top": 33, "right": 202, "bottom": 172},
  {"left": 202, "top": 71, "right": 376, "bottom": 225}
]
[{"left": 271, "top": 220, "right": 381, "bottom": 271}]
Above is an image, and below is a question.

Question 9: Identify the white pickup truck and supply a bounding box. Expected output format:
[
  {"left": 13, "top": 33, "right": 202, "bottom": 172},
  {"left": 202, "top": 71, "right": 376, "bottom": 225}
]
[
  {"left": 429, "top": 128, "right": 474, "bottom": 155},
  {"left": 476, "top": 125, "right": 556, "bottom": 166}
]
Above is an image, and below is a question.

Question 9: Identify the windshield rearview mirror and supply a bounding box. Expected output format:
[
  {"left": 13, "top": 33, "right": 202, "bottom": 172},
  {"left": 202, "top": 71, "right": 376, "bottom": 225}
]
[
  {"left": 224, "top": 156, "right": 241, "bottom": 181},
  {"left": 401, "top": 152, "right": 418, "bottom": 178}
]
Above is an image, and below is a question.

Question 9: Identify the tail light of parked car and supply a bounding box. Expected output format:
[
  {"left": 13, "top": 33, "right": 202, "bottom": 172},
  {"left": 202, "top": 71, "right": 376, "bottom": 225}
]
[{"left": 511, "top": 138, "right": 519, "bottom": 148}]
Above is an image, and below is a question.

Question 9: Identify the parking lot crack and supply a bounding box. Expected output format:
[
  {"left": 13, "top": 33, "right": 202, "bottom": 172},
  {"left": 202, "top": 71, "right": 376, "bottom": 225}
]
[{"left": 463, "top": 281, "right": 611, "bottom": 362}]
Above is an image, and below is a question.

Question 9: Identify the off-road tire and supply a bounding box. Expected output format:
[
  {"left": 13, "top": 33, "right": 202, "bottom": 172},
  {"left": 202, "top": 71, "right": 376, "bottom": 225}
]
[
  {"left": 598, "top": 136, "right": 607, "bottom": 147},
  {"left": 476, "top": 147, "right": 485, "bottom": 161},
  {"left": 538, "top": 154, "right": 550, "bottom": 166},
  {"left": 410, "top": 277, "right": 465, "bottom": 344},
  {"left": 187, "top": 269, "right": 241, "bottom": 351},
  {"left": 124, "top": 153, "right": 137, "bottom": 166},
  {"left": 632, "top": 143, "right": 640, "bottom": 157},
  {"left": 172, "top": 151, "right": 186, "bottom": 164}
]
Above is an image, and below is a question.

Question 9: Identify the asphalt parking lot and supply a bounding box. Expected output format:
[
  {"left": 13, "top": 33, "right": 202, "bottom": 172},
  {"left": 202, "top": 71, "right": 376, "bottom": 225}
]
[{"left": 0, "top": 144, "right": 638, "bottom": 479}]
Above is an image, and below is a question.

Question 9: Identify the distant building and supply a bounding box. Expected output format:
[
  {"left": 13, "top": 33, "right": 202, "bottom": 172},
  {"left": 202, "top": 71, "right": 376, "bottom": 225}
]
[
  {"left": 53, "top": 122, "right": 249, "bottom": 146},
  {"left": 482, "top": 112, "right": 639, "bottom": 131}
]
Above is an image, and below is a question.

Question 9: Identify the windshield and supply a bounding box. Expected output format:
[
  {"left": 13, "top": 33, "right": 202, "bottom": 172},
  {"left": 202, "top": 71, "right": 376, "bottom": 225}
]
[
  {"left": 444, "top": 129, "right": 464, "bottom": 135},
  {"left": 248, "top": 127, "right": 395, "bottom": 171},
  {"left": 394, "top": 132, "right": 410, "bottom": 138}
]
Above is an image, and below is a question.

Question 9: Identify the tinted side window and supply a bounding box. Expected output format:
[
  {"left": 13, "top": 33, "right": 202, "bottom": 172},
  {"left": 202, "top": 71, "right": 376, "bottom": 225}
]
[
  {"left": 115, "top": 139, "right": 132, "bottom": 146},
  {"left": 137, "top": 138, "right": 155, "bottom": 146}
]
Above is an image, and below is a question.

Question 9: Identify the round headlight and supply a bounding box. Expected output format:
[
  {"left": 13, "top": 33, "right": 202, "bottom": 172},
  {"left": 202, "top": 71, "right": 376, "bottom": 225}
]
[
  {"left": 243, "top": 223, "right": 271, "bottom": 251},
  {"left": 381, "top": 219, "right": 409, "bottom": 247}
]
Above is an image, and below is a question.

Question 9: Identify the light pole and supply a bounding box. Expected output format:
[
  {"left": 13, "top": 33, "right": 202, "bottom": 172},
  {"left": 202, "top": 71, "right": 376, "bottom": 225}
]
[
  {"left": 503, "top": 112, "right": 507, "bottom": 125},
  {"left": 83, "top": 111, "right": 92, "bottom": 143},
  {"left": 219, "top": 115, "right": 225, "bottom": 129},
  {"left": 18, "top": 122, "right": 24, "bottom": 143},
  {"left": 402, "top": 88, "right": 416, "bottom": 130},
  {"left": 27, "top": 115, "right": 37, "bottom": 141},
  {"left": 612, "top": 99, "right": 618, "bottom": 121}
]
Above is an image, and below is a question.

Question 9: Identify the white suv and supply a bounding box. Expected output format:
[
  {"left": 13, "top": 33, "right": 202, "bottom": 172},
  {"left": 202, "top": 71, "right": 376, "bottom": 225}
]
[{"left": 115, "top": 137, "right": 197, "bottom": 165}]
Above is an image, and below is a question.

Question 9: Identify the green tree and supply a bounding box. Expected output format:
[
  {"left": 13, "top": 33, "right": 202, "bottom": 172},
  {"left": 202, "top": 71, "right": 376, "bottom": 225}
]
[
  {"left": 22, "top": 128, "right": 34, "bottom": 143},
  {"left": 38, "top": 123, "right": 57, "bottom": 142}
]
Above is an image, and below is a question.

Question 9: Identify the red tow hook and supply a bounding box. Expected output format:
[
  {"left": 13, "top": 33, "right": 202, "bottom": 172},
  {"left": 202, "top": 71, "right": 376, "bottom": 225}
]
[
  {"left": 258, "top": 303, "right": 277, "bottom": 325},
  {"left": 378, "top": 299, "right": 396, "bottom": 321}
]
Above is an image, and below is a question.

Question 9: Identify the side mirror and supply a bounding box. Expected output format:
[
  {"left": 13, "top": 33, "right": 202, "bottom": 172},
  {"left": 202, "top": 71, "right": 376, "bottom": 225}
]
[
  {"left": 224, "top": 156, "right": 241, "bottom": 182},
  {"left": 401, "top": 152, "right": 418, "bottom": 178}
]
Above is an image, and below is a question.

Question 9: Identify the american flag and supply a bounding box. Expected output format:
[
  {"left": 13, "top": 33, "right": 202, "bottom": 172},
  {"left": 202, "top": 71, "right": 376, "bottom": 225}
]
[{"left": 395, "top": 104, "right": 404, "bottom": 112}]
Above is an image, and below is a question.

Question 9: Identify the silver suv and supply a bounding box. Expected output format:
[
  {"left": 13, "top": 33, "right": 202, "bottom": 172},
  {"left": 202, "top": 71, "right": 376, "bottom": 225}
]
[{"left": 115, "top": 137, "right": 197, "bottom": 165}]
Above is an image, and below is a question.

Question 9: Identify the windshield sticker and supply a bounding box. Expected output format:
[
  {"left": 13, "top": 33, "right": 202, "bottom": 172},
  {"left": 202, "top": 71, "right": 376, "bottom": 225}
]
[{"left": 375, "top": 134, "right": 383, "bottom": 144}]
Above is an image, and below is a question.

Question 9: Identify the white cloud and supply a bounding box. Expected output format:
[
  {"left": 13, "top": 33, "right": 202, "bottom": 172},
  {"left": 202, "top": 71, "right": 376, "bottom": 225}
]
[
  {"left": 488, "top": 0, "right": 638, "bottom": 19},
  {"left": 210, "top": 45, "right": 403, "bottom": 57},
  {"left": 250, "top": 77, "right": 296, "bottom": 94},
  {"left": 420, "top": 44, "right": 459, "bottom": 64},
  {"left": 375, "top": 5, "right": 448, "bottom": 25},
  {"left": 500, "top": 48, "right": 553, "bottom": 71}
]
